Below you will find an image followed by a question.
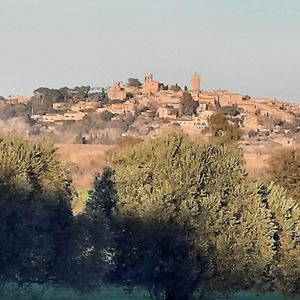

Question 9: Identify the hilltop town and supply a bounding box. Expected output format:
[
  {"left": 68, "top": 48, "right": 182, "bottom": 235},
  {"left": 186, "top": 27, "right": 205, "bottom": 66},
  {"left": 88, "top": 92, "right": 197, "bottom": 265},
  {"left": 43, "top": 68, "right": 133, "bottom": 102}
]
[{"left": 1, "top": 72, "right": 300, "bottom": 151}]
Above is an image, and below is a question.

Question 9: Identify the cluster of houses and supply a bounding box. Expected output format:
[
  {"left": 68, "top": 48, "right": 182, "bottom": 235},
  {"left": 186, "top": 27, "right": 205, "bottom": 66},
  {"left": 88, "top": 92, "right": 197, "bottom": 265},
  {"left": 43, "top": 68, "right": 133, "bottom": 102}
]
[{"left": 3, "top": 72, "right": 300, "bottom": 143}]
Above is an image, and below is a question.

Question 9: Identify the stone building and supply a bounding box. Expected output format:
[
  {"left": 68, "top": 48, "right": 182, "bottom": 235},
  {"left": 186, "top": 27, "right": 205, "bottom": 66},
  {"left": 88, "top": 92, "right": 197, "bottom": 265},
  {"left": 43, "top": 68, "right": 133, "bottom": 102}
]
[
  {"left": 270, "top": 111, "right": 295, "bottom": 123},
  {"left": 53, "top": 102, "right": 68, "bottom": 111},
  {"left": 218, "top": 92, "right": 244, "bottom": 106},
  {"left": 6, "top": 95, "right": 29, "bottom": 105},
  {"left": 40, "top": 113, "right": 64, "bottom": 123},
  {"left": 175, "top": 118, "right": 206, "bottom": 133},
  {"left": 242, "top": 114, "right": 262, "bottom": 130},
  {"left": 108, "top": 82, "right": 128, "bottom": 100},
  {"left": 64, "top": 111, "right": 86, "bottom": 121},
  {"left": 142, "top": 74, "right": 160, "bottom": 95},
  {"left": 157, "top": 105, "right": 178, "bottom": 119},
  {"left": 198, "top": 110, "right": 216, "bottom": 120},
  {"left": 237, "top": 102, "right": 258, "bottom": 114},
  {"left": 197, "top": 93, "right": 219, "bottom": 109},
  {"left": 104, "top": 100, "right": 136, "bottom": 115},
  {"left": 191, "top": 72, "right": 201, "bottom": 96},
  {"left": 156, "top": 90, "right": 183, "bottom": 105},
  {"left": 70, "top": 101, "right": 98, "bottom": 112}
]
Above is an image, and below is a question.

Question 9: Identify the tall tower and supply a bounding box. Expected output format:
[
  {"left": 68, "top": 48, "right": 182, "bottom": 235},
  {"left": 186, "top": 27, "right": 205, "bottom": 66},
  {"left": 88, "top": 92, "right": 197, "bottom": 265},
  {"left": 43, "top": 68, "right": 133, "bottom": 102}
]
[
  {"left": 191, "top": 72, "right": 201, "bottom": 92},
  {"left": 144, "top": 73, "right": 153, "bottom": 83}
]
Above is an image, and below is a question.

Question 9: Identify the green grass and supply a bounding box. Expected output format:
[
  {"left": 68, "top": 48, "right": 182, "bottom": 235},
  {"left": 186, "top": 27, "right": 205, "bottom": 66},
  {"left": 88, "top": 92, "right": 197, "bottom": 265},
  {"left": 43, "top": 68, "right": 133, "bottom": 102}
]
[
  {"left": 72, "top": 188, "right": 90, "bottom": 214},
  {"left": 0, "top": 285, "right": 298, "bottom": 300},
  {"left": 0, "top": 285, "right": 149, "bottom": 300}
]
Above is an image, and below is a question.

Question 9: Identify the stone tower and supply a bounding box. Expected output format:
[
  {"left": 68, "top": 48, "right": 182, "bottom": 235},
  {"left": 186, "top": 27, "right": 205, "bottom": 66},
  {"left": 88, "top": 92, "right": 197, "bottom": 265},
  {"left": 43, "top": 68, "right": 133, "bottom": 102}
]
[
  {"left": 191, "top": 72, "right": 201, "bottom": 92},
  {"left": 142, "top": 73, "right": 160, "bottom": 95},
  {"left": 144, "top": 73, "right": 153, "bottom": 82}
]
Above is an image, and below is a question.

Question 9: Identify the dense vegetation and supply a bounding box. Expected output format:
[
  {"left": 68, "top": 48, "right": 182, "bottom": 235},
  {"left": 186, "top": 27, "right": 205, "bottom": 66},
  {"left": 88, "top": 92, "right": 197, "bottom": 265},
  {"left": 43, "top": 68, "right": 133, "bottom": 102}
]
[
  {"left": 0, "top": 135, "right": 110, "bottom": 291},
  {"left": 0, "top": 134, "right": 299, "bottom": 300},
  {"left": 267, "top": 148, "right": 300, "bottom": 203},
  {"left": 207, "top": 113, "right": 242, "bottom": 143},
  {"left": 0, "top": 136, "right": 71, "bottom": 287}
]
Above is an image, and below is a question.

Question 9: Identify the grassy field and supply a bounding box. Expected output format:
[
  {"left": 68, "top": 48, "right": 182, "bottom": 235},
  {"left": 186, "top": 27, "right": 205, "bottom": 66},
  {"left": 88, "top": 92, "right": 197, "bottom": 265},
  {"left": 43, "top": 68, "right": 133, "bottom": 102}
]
[
  {"left": 56, "top": 143, "right": 115, "bottom": 189},
  {"left": 0, "top": 285, "right": 148, "bottom": 300},
  {"left": 72, "top": 188, "right": 90, "bottom": 214},
  {"left": 0, "top": 285, "right": 297, "bottom": 300}
]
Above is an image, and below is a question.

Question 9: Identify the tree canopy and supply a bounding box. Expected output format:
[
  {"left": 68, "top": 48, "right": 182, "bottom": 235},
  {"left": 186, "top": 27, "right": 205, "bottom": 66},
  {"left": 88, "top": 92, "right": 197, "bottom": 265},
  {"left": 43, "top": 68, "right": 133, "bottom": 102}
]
[
  {"left": 180, "top": 92, "right": 199, "bottom": 116},
  {"left": 0, "top": 135, "right": 74, "bottom": 285},
  {"left": 267, "top": 147, "right": 300, "bottom": 203},
  {"left": 207, "top": 113, "right": 242, "bottom": 143},
  {"left": 86, "top": 133, "right": 300, "bottom": 300},
  {"left": 1, "top": 133, "right": 299, "bottom": 299},
  {"left": 128, "top": 78, "right": 142, "bottom": 88}
]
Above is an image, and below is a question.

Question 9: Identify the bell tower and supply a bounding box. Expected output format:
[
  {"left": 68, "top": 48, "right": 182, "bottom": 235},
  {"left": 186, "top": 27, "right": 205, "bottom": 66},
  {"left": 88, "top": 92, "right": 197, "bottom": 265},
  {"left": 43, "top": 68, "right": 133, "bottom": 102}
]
[{"left": 191, "top": 72, "right": 201, "bottom": 92}]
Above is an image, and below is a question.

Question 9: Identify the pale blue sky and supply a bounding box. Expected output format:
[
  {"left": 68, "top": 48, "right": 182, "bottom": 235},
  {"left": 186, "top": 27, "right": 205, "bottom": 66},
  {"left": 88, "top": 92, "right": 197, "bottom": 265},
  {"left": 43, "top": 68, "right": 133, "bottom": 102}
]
[{"left": 0, "top": 0, "right": 299, "bottom": 102}]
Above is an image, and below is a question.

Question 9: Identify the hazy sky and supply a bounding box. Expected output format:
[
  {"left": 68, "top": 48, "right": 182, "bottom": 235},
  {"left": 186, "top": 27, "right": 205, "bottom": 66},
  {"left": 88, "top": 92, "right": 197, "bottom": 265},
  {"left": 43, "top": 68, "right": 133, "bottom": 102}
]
[{"left": 0, "top": 0, "right": 300, "bottom": 102}]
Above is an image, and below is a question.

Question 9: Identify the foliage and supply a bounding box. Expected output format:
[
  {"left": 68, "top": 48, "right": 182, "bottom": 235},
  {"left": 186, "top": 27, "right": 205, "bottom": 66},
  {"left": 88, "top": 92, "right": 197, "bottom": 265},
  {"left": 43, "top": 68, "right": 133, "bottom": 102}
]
[
  {"left": 63, "top": 170, "right": 114, "bottom": 292},
  {"left": 217, "top": 105, "right": 240, "bottom": 116},
  {"left": 73, "top": 86, "right": 90, "bottom": 99},
  {"left": 88, "top": 168, "right": 117, "bottom": 217},
  {"left": 248, "top": 130, "right": 257, "bottom": 138},
  {"left": 267, "top": 148, "right": 300, "bottom": 202},
  {"left": 207, "top": 113, "right": 242, "bottom": 143},
  {"left": 169, "top": 84, "right": 181, "bottom": 92},
  {"left": 57, "top": 209, "right": 111, "bottom": 293},
  {"left": 282, "top": 120, "right": 300, "bottom": 133},
  {"left": 0, "top": 135, "right": 74, "bottom": 285},
  {"left": 100, "top": 110, "right": 114, "bottom": 122},
  {"left": 0, "top": 135, "right": 112, "bottom": 292},
  {"left": 89, "top": 134, "right": 245, "bottom": 299},
  {"left": 34, "top": 87, "right": 65, "bottom": 103},
  {"left": 33, "top": 85, "right": 90, "bottom": 105},
  {"left": 87, "top": 134, "right": 300, "bottom": 300},
  {"left": 128, "top": 78, "right": 142, "bottom": 88},
  {"left": 0, "top": 103, "right": 32, "bottom": 121},
  {"left": 180, "top": 93, "right": 199, "bottom": 116}
]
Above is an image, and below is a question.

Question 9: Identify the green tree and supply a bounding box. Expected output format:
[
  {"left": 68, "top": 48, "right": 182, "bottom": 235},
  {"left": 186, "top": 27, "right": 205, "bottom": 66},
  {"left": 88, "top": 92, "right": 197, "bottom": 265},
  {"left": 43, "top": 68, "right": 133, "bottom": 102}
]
[
  {"left": 180, "top": 92, "right": 199, "bottom": 116},
  {"left": 0, "top": 103, "right": 32, "bottom": 120},
  {"left": 88, "top": 168, "right": 117, "bottom": 217},
  {"left": 169, "top": 84, "right": 181, "bottom": 92},
  {"left": 217, "top": 105, "right": 240, "bottom": 116},
  {"left": 34, "top": 87, "right": 65, "bottom": 103},
  {"left": 87, "top": 134, "right": 300, "bottom": 299},
  {"left": 0, "top": 135, "right": 74, "bottom": 285},
  {"left": 267, "top": 148, "right": 300, "bottom": 202},
  {"left": 128, "top": 78, "right": 142, "bottom": 88},
  {"left": 88, "top": 134, "right": 246, "bottom": 299},
  {"left": 207, "top": 113, "right": 242, "bottom": 143},
  {"left": 100, "top": 110, "right": 114, "bottom": 121},
  {"left": 58, "top": 206, "right": 112, "bottom": 293},
  {"left": 0, "top": 135, "right": 113, "bottom": 293}
]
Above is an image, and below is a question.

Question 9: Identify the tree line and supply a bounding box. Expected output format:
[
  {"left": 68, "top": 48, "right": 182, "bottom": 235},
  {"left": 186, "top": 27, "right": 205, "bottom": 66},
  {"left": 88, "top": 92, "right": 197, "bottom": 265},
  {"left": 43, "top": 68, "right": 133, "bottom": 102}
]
[{"left": 0, "top": 134, "right": 299, "bottom": 300}]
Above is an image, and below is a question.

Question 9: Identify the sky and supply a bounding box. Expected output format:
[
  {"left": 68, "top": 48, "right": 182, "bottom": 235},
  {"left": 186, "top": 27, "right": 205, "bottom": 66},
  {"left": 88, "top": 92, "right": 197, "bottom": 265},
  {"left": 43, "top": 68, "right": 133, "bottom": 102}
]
[{"left": 0, "top": 0, "right": 300, "bottom": 102}]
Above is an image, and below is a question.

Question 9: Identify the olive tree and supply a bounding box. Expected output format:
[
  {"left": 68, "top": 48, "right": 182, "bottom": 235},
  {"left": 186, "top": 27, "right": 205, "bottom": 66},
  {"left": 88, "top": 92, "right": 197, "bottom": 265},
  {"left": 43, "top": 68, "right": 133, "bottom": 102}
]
[
  {"left": 267, "top": 148, "right": 300, "bottom": 202},
  {"left": 88, "top": 134, "right": 300, "bottom": 300},
  {"left": 0, "top": 135, "right": 75, "bottom": 285}
]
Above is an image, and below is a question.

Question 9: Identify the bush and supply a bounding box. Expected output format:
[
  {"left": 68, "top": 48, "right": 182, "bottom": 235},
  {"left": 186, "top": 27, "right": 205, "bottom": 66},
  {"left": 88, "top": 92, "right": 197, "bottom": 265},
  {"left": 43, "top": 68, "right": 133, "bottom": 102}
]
[
  {"left": 248, "top": 130, "right": 257, "bottom": 138},
  {"left": 100, "top": 110, "right": 114, "bottom": 121},
  {"left": 207, "top": 113, "right": 242, "bottom": 143},
  {"left": 0, "top": 104, "right": 31, "bottom": 120}
]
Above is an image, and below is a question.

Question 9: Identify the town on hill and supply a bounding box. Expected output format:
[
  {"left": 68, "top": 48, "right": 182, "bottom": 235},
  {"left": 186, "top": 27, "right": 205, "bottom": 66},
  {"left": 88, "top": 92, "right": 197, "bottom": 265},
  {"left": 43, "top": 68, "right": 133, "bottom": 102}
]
[{"left": 1, "top": 72, "right": 300, "bottom": 150}]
